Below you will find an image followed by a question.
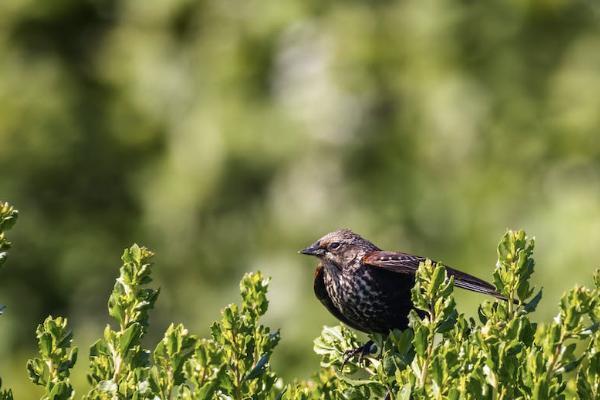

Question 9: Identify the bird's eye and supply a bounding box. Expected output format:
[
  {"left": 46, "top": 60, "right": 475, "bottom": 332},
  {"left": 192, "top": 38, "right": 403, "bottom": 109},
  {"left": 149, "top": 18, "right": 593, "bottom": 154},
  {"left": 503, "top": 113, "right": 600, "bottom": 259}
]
[{"left": 328, "top": 242, "right": 341, "bottom": 251}]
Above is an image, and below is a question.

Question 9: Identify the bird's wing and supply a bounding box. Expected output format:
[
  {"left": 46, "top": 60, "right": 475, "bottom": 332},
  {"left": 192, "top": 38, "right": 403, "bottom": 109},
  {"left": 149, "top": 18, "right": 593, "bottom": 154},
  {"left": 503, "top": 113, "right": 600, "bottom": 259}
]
[
  {"left": 363, "top": 251, "right": 507, "bottom": 300},
  {"left": 313, "top": 265, "right": 366, "bottom": 332}
]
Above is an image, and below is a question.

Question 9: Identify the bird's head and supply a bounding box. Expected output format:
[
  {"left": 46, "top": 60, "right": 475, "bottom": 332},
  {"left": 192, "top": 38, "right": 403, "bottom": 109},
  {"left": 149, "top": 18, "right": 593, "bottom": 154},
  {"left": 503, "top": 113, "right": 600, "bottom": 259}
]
[{"left": 299, "top": 229, "right": 380, "bottom": 270}]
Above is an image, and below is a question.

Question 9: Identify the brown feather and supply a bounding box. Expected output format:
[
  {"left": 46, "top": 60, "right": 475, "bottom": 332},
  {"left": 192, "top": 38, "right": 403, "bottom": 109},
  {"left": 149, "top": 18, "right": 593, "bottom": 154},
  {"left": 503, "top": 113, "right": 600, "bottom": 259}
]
[{"left": 363, "top": 250, "right": 507, "bottom": 301}]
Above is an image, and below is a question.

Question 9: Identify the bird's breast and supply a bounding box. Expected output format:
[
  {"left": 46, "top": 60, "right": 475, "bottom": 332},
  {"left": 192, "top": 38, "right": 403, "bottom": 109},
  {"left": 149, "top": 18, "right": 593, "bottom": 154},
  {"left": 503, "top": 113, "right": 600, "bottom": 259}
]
[{"left": 323, "top": 265, "right": 391, "bottom": 329}]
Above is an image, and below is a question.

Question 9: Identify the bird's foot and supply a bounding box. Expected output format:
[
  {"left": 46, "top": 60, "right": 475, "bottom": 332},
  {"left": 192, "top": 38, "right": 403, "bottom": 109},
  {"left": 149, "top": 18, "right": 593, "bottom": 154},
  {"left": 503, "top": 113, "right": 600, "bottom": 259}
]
[{"left": 342, "top": 340, "right": 376, "bottom": 368}]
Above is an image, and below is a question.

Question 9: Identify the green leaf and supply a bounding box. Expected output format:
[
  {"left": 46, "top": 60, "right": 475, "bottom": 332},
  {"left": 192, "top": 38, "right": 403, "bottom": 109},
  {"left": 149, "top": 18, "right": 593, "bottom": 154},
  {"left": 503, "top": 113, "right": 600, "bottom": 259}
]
[
  {"left": 397, "top": 384, "right": 412, "bottom": 400},
  {"left": 245, "top": 353, "right": 270, "bottom": 380},
  {"left": 412, "top": 325, "right": 428, "bottom": 357},
  {"left": 119, "top": 323, "right": 142, "bottom": 354},
  {"left": 47, "top": 381, "right": 74, "bottom": 400},
  {"left": 39, "top": 332, "right": 53, "bottom": 358},
  {"left": 524, "top": 288, "right": 543, "bottom": 313},
  {"left": 430, "top": 265, "right": 446, "bottom": 296}
]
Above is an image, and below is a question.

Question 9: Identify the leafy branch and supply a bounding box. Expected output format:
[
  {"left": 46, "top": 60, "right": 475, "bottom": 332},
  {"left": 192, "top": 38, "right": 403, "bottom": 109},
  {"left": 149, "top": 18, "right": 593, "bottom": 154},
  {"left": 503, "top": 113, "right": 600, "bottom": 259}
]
[
  {"left": 85, "top": 244, "right": 158, "bottom": 399},
  {"left": 0, "top": 202, "right": 18, "bottom": 399},
  {"left": 0, "top": 201, "right": 18, "bottom": 270},
  {"left": 26, "top": 316, "right": 78, "bottom": 400}
]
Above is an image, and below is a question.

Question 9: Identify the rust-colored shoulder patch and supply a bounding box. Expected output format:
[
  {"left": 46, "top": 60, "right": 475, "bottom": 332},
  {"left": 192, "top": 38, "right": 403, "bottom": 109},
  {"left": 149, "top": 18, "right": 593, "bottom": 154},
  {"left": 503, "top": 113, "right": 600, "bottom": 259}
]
[{"left": 362, "top": 250, "right": 424, "bottom": 274}]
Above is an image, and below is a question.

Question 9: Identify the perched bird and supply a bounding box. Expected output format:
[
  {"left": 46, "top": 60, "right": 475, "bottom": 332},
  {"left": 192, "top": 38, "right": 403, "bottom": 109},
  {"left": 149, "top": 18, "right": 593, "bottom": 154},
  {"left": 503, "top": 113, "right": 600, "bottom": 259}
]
[{"left": 300, "top": 229, "right": 505, "bottom": 335}]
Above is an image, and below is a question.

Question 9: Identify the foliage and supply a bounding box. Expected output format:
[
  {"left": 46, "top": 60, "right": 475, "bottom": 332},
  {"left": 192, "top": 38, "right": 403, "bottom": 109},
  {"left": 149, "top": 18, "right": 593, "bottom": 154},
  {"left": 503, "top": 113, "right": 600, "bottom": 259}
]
[
  {"left": 19, "top": 242, "right": 281, "bottom": 399},
  {"left": 0, "top": 202, "right": 18, "bottom": 271},
  {"left": 84, "top": 245, "right": 159, "bottom": 399},
  {"left": 26, "top": 317, "right": 77, "bottom": 400},
  {"left": 179, "top": 272, "right": 281, "bottom": 399},
  {"left": 0, "top": 203, "right": 594, "bottom": 400},
  {"left": 0, "top": 202, "right": 17, "bottom": 400},
  {"left": 0, "top": 379, "right": 13, "bottom": 400}
]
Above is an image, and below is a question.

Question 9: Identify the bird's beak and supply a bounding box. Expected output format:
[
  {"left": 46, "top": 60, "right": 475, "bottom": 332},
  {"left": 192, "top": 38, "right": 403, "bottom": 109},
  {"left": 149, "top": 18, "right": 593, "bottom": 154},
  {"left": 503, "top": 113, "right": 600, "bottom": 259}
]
[{"left": 299, "top": 243, "right": 325, "bottom": 256}]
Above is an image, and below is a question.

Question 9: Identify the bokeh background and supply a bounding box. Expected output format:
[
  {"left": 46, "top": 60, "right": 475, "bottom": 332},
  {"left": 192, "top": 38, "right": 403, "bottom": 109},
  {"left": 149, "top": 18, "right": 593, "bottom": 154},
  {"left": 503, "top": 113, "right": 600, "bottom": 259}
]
[{"left": 1, "top": 0, "right": 600, "bottom": 397}]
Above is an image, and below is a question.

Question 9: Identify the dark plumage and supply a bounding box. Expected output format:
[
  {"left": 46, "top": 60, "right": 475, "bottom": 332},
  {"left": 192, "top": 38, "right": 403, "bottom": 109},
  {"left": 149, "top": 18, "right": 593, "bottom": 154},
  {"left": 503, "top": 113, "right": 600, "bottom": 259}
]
[{"left": 300, "top": 229, "right": 505, "bottom": 334}]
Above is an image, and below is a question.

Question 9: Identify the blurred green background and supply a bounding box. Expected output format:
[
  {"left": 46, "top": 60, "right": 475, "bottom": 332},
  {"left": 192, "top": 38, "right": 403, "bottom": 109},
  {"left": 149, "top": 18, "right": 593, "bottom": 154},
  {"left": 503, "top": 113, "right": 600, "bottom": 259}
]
[{"left": 1, "top": 0, "right": 600, "bottom": 398}]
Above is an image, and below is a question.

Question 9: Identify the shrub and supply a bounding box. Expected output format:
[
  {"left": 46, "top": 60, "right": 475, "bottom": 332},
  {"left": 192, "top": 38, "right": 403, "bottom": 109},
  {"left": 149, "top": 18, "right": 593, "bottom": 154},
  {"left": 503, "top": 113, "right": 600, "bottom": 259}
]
[
  {"left": 0, "top": 201, "right": 18, "bottom": 400},
  {"left": 25, "top": 244, "right": 282, "bottom": 400},
  {"left": 0, "top": 201, "right": 18, "bottom": 272},
  {"left": 1, "top": 200, "right": 599, "bottom": 399}
]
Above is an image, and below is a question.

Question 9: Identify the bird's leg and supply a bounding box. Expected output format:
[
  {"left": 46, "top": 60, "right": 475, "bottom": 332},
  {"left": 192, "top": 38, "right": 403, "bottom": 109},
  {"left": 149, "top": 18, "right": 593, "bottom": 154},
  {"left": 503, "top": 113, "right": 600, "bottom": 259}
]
[{"left": 342, "top": 340, "right": 376, "bottom": 367}]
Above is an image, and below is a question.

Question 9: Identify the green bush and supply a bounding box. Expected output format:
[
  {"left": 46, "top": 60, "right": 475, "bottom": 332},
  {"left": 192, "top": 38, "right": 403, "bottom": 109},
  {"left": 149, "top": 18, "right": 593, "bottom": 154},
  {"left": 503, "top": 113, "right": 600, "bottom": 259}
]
[
  {"left": 0, "top": 202, "right": 18, "bottom": 400},
  {"left": 25, "top": 244, "right": 281, "bottom": 400},
  {"left": 0, "top": 202, "right": 18, "bottom": 272},
  {"left": 1, "top": 201, "right": 599, "bottom": 399}
]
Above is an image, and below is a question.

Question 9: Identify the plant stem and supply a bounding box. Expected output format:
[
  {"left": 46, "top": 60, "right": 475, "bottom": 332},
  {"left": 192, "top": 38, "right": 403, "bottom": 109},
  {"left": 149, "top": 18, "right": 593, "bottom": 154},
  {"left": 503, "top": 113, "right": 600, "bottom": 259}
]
[
  {"left": 420, "top": 305, "right": 436, "bottom": 388},
  {"left": 545, "top": 333, "right": 565, "bottom": 385}
]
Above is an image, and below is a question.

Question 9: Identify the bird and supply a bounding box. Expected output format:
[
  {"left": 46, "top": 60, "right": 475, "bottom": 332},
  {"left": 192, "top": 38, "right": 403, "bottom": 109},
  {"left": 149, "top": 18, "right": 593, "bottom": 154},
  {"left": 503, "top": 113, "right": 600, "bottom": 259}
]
[{"left": 299, "top": 229, "right": 505, "bottom": 339}]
